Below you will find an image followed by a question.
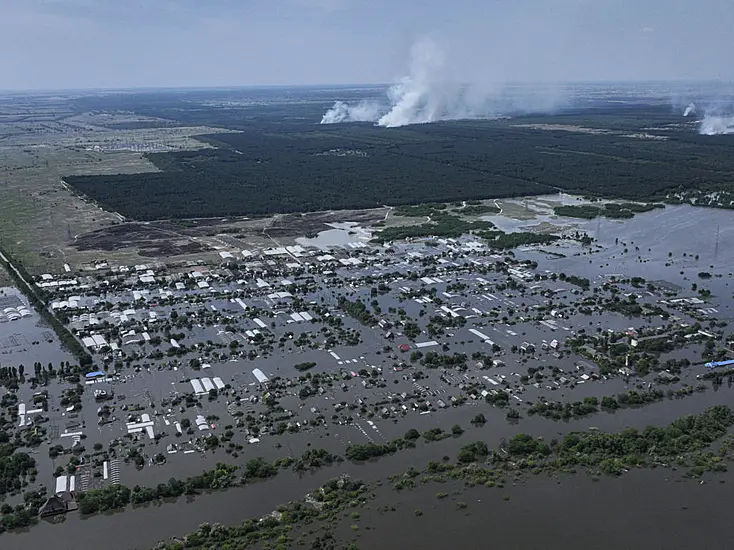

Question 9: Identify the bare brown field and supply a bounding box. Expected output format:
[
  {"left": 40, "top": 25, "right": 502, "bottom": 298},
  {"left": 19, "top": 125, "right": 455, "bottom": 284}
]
[{"left": 0, "top": 99, "right": 238, "bottom": 273}]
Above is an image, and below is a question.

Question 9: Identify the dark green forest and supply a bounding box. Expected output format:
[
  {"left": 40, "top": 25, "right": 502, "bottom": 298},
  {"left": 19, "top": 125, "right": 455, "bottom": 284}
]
[{"left": 64, "top": 94, "right": 734, "bottom": 220}]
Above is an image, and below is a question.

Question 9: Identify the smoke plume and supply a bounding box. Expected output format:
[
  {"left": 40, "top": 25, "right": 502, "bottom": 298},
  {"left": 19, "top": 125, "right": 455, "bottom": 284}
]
[
  {"left": 675, "top": 93, "right": 734, "bottom": 135},
  {"left": 685, "top": 102, "right": 734, "bottom": 135},
  {"left": 700, "top": 114, "right": 734, "bottom": 135},
  {"left": 320, "top": 38, "right": 564, "bottom": 128},
  {"left": 320, "top": 100, "right": 382, "bottom": 124}
]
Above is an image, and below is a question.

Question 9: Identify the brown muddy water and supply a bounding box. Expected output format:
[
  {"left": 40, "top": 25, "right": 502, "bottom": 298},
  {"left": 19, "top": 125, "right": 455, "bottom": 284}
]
[
  {"left": 4, "top": 387, "right": 734, "bottom": 550},
  {"left": 350, "top": 468, "right": 734, "bottom": 550}
]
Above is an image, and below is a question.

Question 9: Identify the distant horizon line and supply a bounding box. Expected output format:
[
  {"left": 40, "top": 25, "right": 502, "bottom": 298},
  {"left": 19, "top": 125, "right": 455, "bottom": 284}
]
[{"left": 1, "top": 79, "right": 732, "bottom": 95}]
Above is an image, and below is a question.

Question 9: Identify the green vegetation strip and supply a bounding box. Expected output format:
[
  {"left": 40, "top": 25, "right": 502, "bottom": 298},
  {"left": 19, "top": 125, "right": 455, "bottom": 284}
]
[
  {"left": 413, "top": 406, "right": 734, "bottom": 486},
  {"left": 554, "top": 202, "right": 664, "bottom": 220},
  {"left": 527, "top": 386, "right": 703, "bottom": 421},
  {"left": 374, "top": 211, "right": 559, "bottom": 248},
  {"left": 151, "top": 476, "right": 368, "bottom": 550},
  {"left": 373, "top": 212, "right": 494, "bottom": 242}
]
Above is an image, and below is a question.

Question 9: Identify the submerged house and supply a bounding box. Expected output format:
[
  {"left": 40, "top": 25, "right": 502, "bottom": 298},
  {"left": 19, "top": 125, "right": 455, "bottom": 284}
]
[{"left": 39, "top": 494, "right": 69, "bottom": 517}]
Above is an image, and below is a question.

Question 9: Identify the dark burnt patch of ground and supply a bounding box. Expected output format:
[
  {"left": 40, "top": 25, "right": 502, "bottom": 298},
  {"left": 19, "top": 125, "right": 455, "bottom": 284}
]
[
  {"left": 73, "top": 223, "right": 208, "bottom": 257},
  {"left": 71, "top": 208, "right": 386, "bottom": 260},
  {"left": 151, "top": 209, "right": 386, "bottom": 240}
]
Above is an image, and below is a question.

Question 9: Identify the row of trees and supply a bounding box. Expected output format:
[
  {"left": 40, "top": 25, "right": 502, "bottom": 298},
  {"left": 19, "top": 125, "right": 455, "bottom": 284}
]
[
  {"left": 0, "top": 247, "right": 91, "bottom": 365},
  {"left": 502, "top": 405, "right": 734, "bottom": 474},
  {"left": 75, "top": 448, "right": 343, "bottom": 516},
  {"left": 553, "top": 202, "right": 663, "bottom": 220}
]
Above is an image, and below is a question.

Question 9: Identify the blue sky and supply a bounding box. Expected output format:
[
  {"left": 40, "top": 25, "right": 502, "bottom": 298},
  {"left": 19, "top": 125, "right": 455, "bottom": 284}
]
[{"left": 1, "top": 0, "right": 732, "bottom": 90}]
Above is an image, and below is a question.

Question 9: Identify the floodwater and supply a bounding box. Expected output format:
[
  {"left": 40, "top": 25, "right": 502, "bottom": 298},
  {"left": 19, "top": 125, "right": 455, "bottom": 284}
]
[
  {"left": 353, "top": 468, "right": 734, "bottom": 550},
  {"left": 491, "top": 196, "right": 734, "bottom": 287},
  {"left": 296, "top": 222, "right": 373, "bottom": 250},
  {"left": 0, "top": 286, "right": 76, "bottom": 367},
  {"left": 6, "top": 197, "right": 734, "bottom": 549},
  {"left": 5, "top": 382, "right": 734, "bottom": 550},
  {"left": 2, "top": 468, "right": 345, "bottom": 550}
]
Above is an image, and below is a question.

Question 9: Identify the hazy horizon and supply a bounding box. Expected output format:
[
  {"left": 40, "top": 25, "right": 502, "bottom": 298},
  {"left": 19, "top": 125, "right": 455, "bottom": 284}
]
[
  {"left": 1, "top": 0, "right": 732, "bottom": 91},
  {"left": 3, "top": 79, "right": 734, "bottom": 95}
]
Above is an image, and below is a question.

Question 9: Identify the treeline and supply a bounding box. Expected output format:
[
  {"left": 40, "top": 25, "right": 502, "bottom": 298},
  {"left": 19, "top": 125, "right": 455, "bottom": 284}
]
[
  {"left": 147, "top": 475, "right": 367, "bottom": 550},
  {"left": 527, "top": 396, "right": 600, "bottom": 419},
  {"left": 373, "top": 213, "right": 494, "bottom": 243},
  {"left": 293, "top": 361, "right": 317, "bottom": 372},
  {"left": 562, "top": 274, "right": 590, "bottom": 290},
  {"left": 346, "top": 442, "right": 398, "bottom": 461},
  {"left": 478, "top": 230, "right": 559, "bottom": 250},
  {"left": 506, "top": 405, "right": 734, "bottom": 475},
  {"left": 393, "top": 405, "right": 734, "bottom": 497},
  {"left": 526, "top": 388, "right": 691, "bottom": 421},
  {"left": 62, "top": 101, "right": 734, "bottom": 221},
  {"left": 461, "top": 204, "right": 501, "bottom": 215},
  {"left": 76, "top": 451, "right": 339, "bottom": 516},
  {"left": 0, "top": 489, "right": 45, "bottom": 533},
  {"left": 345, "top": 426, "right": 441, "bottom": 460},
  {"left": 0, "top": 247, "right": 92, "bottom": 366},
  {"left": 1, "top": 361, "right": 83, "bottom": 390},
  {"left": 394, "top": 204, "right": 447, "bottom": 217},
  {"left": 373, "top": 212, "right": 556, "bottom": 249},
  {"left": 554, "top": 202, "right": 664, "bottom": 220}
]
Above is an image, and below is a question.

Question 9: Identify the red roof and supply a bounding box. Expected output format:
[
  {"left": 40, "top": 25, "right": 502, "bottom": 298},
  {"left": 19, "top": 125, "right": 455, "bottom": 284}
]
[{"left": 398, "top": 344, "right": 410, "bottom": 352}]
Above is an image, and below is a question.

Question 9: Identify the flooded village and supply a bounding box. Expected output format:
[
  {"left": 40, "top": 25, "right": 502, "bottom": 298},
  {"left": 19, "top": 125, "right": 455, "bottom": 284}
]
[{"left": 1, "top": 197, "right": 734, "bottom": 549}]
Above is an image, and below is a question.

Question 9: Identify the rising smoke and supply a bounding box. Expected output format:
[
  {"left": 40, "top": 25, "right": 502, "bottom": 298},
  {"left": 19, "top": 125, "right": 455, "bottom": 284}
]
[
  {"left": 678, "top": 99, "right": 734, "bottom": 135},
  {"left": 319, "top": 100, "right": 383, "bottom": 124},
  {"left": 320, "top": 38, "right": 564, "bottom": 128},
  {"left": 699, "top": 114, "right": 734, "bottom": 135}
]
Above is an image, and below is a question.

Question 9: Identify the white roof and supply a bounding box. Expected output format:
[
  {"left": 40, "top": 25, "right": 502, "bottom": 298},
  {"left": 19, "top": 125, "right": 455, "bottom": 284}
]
[{"left": 252, "top": 368, "right": 269, "bottom": 384}]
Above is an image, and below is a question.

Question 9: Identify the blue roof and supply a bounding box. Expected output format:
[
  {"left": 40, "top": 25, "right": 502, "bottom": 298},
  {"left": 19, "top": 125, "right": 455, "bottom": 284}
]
[
  {"left": 705, "top": 359, "right": 734, "bottom": 369},
  {"left": 85, "top": 371, "right": 106, "bottom": 378}
]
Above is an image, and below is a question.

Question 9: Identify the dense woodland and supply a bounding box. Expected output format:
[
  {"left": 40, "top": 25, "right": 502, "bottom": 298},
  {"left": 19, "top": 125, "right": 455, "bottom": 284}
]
[{"left": 64, "top": 94, "right": 734, "bottom": 220}]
